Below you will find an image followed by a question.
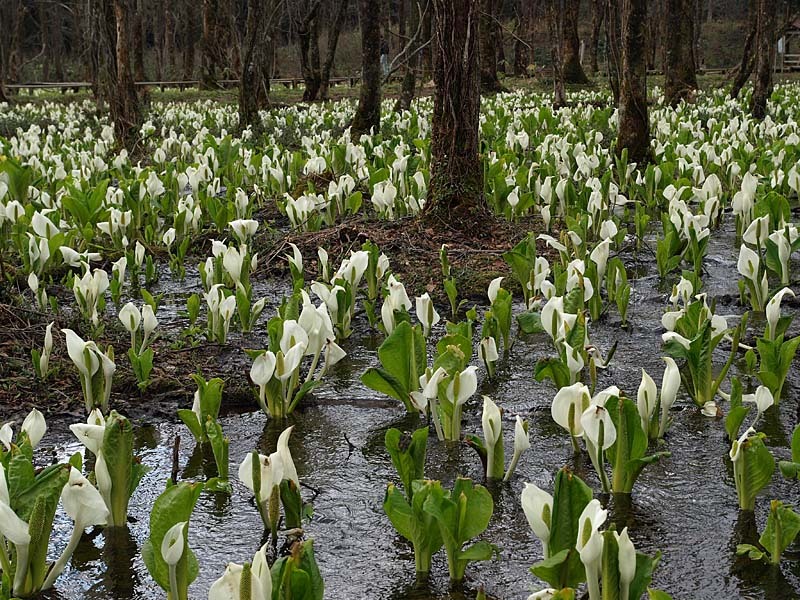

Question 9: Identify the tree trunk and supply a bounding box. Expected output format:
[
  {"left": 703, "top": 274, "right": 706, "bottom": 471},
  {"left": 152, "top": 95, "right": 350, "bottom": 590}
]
[
  {"left": 605, "top": 0, "right": 621, "bottom": 104},
  {"left": 480, "top": 0, "right": 505, "bottom": 92},
  {"left": 134, "top": 0, "right": 146, "bottom": 81},
  {"left": 617, "top": 0, "right": 649, "bottom": 165},
  {"left": 562, "top": 0, "right": 588, "bottom": 83},
  {"left": 239, "top": 0, "right": 269, "bottom": 130},
  {"left": 730, "top": 0, "right": 757, "bottom": 99},
  {"left": 750, "top": 0, "right": 776, "bottom": 119},
  {"left": 664, "top": 0, "right": 698, "bottom": 106},
  {"left": 426, "top": 0, "right": 485, "bottom": 229},
  {"left": 113, "top": 0, "right": 141, "bottom": 148},
  {"left": 588, "top": 0, "right": 604, "bottom": 74},
  {"left": 202, "top": 0, "right": 219, "bottom": 87},
  {"left": 351, "top": 0, "right": 382, "bottom": 135},
  {"left": 548, "top": 0, "right": 567, "bottom": 107},
  {"left": 421, "top": 0, "right": 433, "bottom": 80},
  {"left": 182, "top": 0, "right": 196, "bottom": 80},
  {"left": 513, "top": 0, "right": 532, "bottom": 77},
  {"left": 395, "top": 0, "right": 423, "bottom": 111},
  {"left": 320, "top": 0, "right": 350, "bottom": 100}
]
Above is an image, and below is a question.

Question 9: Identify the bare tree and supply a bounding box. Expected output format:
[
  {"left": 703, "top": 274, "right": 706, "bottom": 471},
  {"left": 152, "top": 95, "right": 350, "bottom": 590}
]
[
  {"left": 730, "top": 0, "right": 757, "bottom": 99},
  {"left": 320, "top": 0, "right": 351, "bottom": 100},
  {"left": 617, "top": 0, "right": 649, "bottom": 164},
  {"left": 480, "top": 0, "right": 506, "bottom": 92},
  {"left": 113, "top": 0, "right": 141, "bottom": 147},
  {"left": 425, "top": 0, "right": 485, "bottom": 228},
  {"left": 664, "top": 0, "right": 698, "bottom": 105},
  {"left": 395, "top": 0, "right": 426, "bottom": 111},
  {"left": 351, "top": 0, "right": 382, "bottom": 135},
  {"left": 750, "top": 0, "right": 776, "bottom": 119},
  {"left": 562, "top": 0, "right": 588, "bottom": 83},
  {"left": 183, "top": 0, "right": 197, "bottom": 80},
  {"left": 588, "top": 0, "right": 604, "bottom": 74},
  {"left": 293, "top": 0, "right": 323, "bottom": 101},
  {"left": 548, "top": 0, "right": 567, "bottom": 106},
  {"left": 605, "top": 0, "right": 621, "bottom": 104},
  {"left": 239, "top": 0, "right": 275, "bottom": 129},
  {"left": 513, "top": 0, "right": 533, "bottom": 77}
]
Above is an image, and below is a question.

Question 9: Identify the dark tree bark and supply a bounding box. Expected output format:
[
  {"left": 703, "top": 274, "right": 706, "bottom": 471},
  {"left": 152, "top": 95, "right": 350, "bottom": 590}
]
[
  {"left": 588, "top": 0, "right": 604, "bottom": 74},
  {"left": 664, "top": 0, "right": 698, "bottom": 106},
  {"left": 351, "top": 0, "right": 382, "bottom": 135},
  {"left": 562, "top": 0, "right": 588, "bottom": 83},
  {"left": 750, "top": 0, "right": 776, "bottom": 119},
  {"left": 605, "top": 0, "right": 621, "bottom": 104},
  {"left": 480, "top": 0, "right": 505, "bottom": 92},
  {"left": 395, "top": 0, "right": 424, "bottom": 111},
  {"left": 730, "top": 0, "right": 757, "bottom": 99},
  {"left": 425, "top": 0, "right": 486, "bottom": 228},
  {"left": 617, "top": 0, "right": 649, "bottom": 164},
  {"left": 513, "top": 0, "right": 532, "bottom": 76},
  {"left": 133, "top": 0, "right": 146, "bottom": 81},
  {"left": 421, "top": 0, "right": 433, "bottom": 79},
  {"left": 320, "top": 0, "right": 350, "bottom": 100},
  {"left": 113, "top": 0, "right": 141, "bottom": 147},
  {"left": 202, "top": 0, "right": 221, "bottom": 87},
  {"left": 1, "top": 0, "right": 26, "bottom": 94},
  {"left": 296, "top": 1, "right": 323, "bottom": 101},
  {"left": 182, "top": 0, "right": 197, "bottom": 80},
  {"left": 239, "top": 0, "right": 272, "bottom": 129},
  {"left": 548, "top": 0, "right": 567, "bottom": 106},
  {"left": 90, "top": 0, "right": 118, "bottom": 107}
]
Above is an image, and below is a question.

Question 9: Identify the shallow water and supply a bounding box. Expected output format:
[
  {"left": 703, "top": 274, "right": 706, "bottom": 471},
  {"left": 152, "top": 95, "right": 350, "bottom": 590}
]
[{"left": 28, "top": 220, "right": 800, "bottom": 600}]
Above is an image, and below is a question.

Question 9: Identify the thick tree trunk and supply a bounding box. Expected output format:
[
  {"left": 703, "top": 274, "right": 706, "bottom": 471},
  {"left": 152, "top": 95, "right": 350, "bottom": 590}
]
[
  {"left": 664, "top": 0, "right": 698, "bottom": 106},
  {"left": 513, "top": 0, "right": 532, "bottom": 77},
  {"left": 588, "top": 0, "right": 604, "bottom": 74},
  {"left": 182, "top": 0, "right": 196, "bottom": 80},
  {"left": 239, "top": 0, "right": 270, "bottom": 129},
  {"left": 202, "top": 0, "right": 219, "bottom": 87},
  {"left": 320, "top": 0, "right": 350, "bottom": 100},
  {"left": 113, "top": 0, "right": 141, "bottom": 147},
  {"left": 426, "top": 0, "right": 485, "bottom": 228},
  {"left": 480, "top": 0, "right": 505, "bottom": 92},
  {"left": 750, "top": 0, "right": 776, "bottom": 119},
  {"left": 548, "top": 0, "right": 567, "bottom": 107},
  {"left": 395, "top": 0, "right": 423, "bottom": 111},
  {"left": 297, "top": 3, "right": 322, "bottom": 102},
  {"left": 133, "top": 0, "right": 146, "bottom": 82},
  {"left": 351, "top": 0, "right": 382, "bottom": 135},
  {"left": 617, "top": 0, "right": 649, "bottom": 165},
  {"left": 90, "top": 0, "right": 118, "bottom": 107},
  {"left": 605, "top": 0, "right": 621, "bottom": 104},
  {"left": 730, "top": 0, "right": 757, "bottom": 99},
  {"left": 562, "top": 0, "right": 588, "bottom": 83}
]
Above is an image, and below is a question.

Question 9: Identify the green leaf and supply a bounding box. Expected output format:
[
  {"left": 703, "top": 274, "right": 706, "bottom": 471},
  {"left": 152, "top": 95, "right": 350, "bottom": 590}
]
[
  {"left": 361, "top": 322, "right": 425, "bottom": 412},
  {"left": 601, "top": 529, "right": 620, "bottom": 600},
  {"left": 177, "top": 409, "right": 204, "bottom": 441},
  {"left": 629, "top": 551, "right": 662, "bottom": 600},
  {"left": 102, "top": 412, "right": 144, "bottom": 527},
  {"left": 385, "top": 427, "right": 428, "bottom": 500},
  {"left": 517, "top": 310, "right": 545, "bottom": 334},
  {"left": 533, "top": 468, "right": 594, "bottom": 589},
  {"left": 647, "top": 588, "right": 673, "bottom": 600},
  {"left": 736, "top": 433, "right": 775, "bottom": 511},
  {"left": 142, "top": 481, "right": 203, "bottom": 598},
  {"left": 759, "top": 500, "right": 800, "bottom": 564}
]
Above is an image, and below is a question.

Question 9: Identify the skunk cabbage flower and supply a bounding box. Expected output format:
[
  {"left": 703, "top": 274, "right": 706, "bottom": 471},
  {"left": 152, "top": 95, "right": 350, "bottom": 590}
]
[
  {"left": 551, "top": 382, "right": 591, "bottom": 439},
  {"left": 658, "top": 357, "right": 680, "bottom": 438},
  {"left": 521, "top": 483, "right": 553, "bottom": 558},
  {"left": 577, "top": 499, "right": 607, "bottom": 600},
  {"left": 415, "top": 293, "right": 440, "bottom": 338},
  {"left": 765, "top": 287, "right": 795, "bottom": 340},
  {"left": 637, "top": 369, "right": 657, "bottom": 435},
  {"left": 580, "top": 404, "right": 616, "bottom": 450}
]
